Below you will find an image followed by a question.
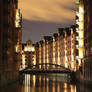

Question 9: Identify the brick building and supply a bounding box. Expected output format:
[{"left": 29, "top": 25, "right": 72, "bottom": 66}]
[
  {"left": 21, "top": 40, "right": 36, "bottom": 69},
  {"left": 35, "top": 25, "right": 76, "bottom": 71},
  {"left": 76, "top": 0, "right": 92, "bottom": 83},
  {"left": 0, "top": 0, "right": 22, "bottom": 86}
]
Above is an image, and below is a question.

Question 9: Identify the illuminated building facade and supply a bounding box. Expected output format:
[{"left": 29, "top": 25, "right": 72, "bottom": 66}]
[
  {"left": 58, "top": 28, "right": 65, "bottom": 67},
  {"left": 43, "top": 36, "right": 53, "bottom": 68},
  {"left": 35, "top": 42, "right": 39, "bottom": 65},
  {"left": 76, "top": 0, "right": 84, "bottom": 69},
  {"left": 15, "top": 9, "right": 22, "bottom": 70},
  {"left": 37, "top": 37, "right": 53, "bottom": 69},
  {"left": 39, "top": 40, "right": 43, "bottom": 65},
  {"left": 36, "top": 25, "right": 76, "bottom": 71},
  {"left": 76, "top": 0, "right": 92, "bottom": 82},
  {"left": 75, "top": 0, "right": 92, "bottom": 83},
  {"left": 70, "top": 26, "right": 76, "bottom": 71},
  {"left": 44, "top": 36, "right": 53, "bottom": 64},
  {"left": 58, "top": 26, "right": 76, "bottom": 71},
  {"left": 21, "top": 40, "right": 36, "bottom": 69},
  {"left": 53, "top": 33, "right": 58, "bottom": 65},
  {"left": 0, "top": 0, "right": 22, "bottom": 86},
  {"left": 48, "top": 37, "right": 53, "bottom": 65}
]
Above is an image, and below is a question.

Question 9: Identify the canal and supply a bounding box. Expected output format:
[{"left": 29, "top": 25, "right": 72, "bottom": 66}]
[{"left": 0, "top": 74, "right": 92, "bottom": 92}]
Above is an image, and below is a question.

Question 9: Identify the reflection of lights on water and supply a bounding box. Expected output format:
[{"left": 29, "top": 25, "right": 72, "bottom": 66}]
[
  {"left": 52, "top": 78, "right": 55, "bottom": 82},
  {"left": 70, "top": 85, "right": 73, "bottom": 92},
  {"left": 24, "top": 74, "right": 30, "bottom": 92},
  {"left": 52, "top": 79, "right": 55, "bottom": 92},
  {"left": 64, "top": 83, "right": 67, "bottom": 89},
  {"left": 33, "top": 75, "right": 36, "bottom": 87},
  {"left": 24, "top": 75, "right": 77, "bottom": 92},
  {"left": 39, "top": 75, "right": 41, "bottom": 81},
  {"left": 57, "top": 83, "right": 60, "bottom": 92},
  {"left": 25, "top": 74, "right": 26, "bottom": 86},
  {"left": 46, "top": 77, "right": 49, "bottom": 91},
  {"left": 43, "top": 76, "right": 45, "bottom": 81},
  {"left": 64, "top": 89, "right": 67, "bottom": 92},
  {"left": 70, "top": 85, "right": 76, "bottom": 92},
  {"left": 25, "top": 74, "right": 30, "bottom": 86},
  {"left": 75, "top": 85, "right": 77, "bottom": 92},
  {"left": 64, "top": 83, "right": 68, "bottom": 92},
  {"left": 47, "top": 77, "right": 49, "bottom": 92},
  {"left": 47, "top": 77, "right": 49, "bottom": 82}
]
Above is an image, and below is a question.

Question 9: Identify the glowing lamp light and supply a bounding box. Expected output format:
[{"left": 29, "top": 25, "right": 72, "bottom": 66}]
[
  {"left": 79, "top": 22, "right": 84, "bottom": 30},
  {"left": 79, "top": 14, "right": 83, "bottom": 21},
  {"left": 31, "top": 47, "right": 35, "bottom": 52},
  {"left": 33, "top": 75, "right": 36, "bottom": 87},
  {"left": 58, "top": 57, "right": 60, "bottom": 65},
  {"left": 79, "top": 6, "right": 84, "bottom": 14},
  {"left": 79, "top": 31, "right": 83, "bottom": 38},
  {"left": 79, "top": 48, "right": 84, "bottom": 58},
  {"left": 33, "top": 61, "right": 36, "bottom": 65},
  {"left": 28, "top": 47, "right": 31, "bottom": 51},
  {"left": 70, "top": 85, "right": 75, "bottom": 92},
  {"left": 65, "top": 56, "right": 68, "bottom": 68},
  {"left": 15, "top": 45, "right": 18, "bottom": 52},
  {"left": 78, "top": 59, "right": 81, "bottom": 66},
  {"left": 79, "top": 39, "right": 84, "bottom": 47},
  {"left": 24, "top": 46, "right": 28, "bottom": 51},
  {"left": 15, "top": 9, "right": 21, "bottom": 28},
  {"left": 64, "top": 83, "right": 67, "bottom": 89}
]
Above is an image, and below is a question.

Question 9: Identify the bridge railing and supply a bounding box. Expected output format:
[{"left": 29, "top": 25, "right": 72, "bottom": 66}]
[{"left": 21, "top": 63, "right": 71, "bottom": 72}]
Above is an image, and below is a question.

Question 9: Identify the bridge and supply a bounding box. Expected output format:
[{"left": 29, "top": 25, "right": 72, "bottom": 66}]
[{"left": 20, "top": 63, "right": 72, "bottom": 74}]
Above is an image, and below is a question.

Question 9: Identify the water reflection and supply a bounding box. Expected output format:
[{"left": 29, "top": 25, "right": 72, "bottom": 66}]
[
  {"left": 23, "top": 74, "right": 76, "bottom": 92},
  {"left": 0, "top": 74, "right": 92, "bottom": 92}
]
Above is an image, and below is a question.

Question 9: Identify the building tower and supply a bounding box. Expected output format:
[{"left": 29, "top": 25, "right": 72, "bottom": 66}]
[{"left": 0, "top": 0, "right": 22, "bottom": 85}]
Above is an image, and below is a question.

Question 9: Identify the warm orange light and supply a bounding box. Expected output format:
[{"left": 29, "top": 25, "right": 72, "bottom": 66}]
[
  {"left": 79, "top": 5, "right": 84, "bottom": 14},
  {"left": 79, "top": 48, "right": 84, "bottom": 58},
  {"left": 79, "top": 13, "right": 83, "bottom": 21},
  {"left": 64, "top": 83, "right": 67, "bottom": 89},
  {"left": 79, "top": 39, "right": 84, "bottom": 47},
  {"left": 15, "top": 45, "right": 18, "bottom": 52},
  {"left": 78, "top": 31, "right": 83, "bottom": 38},
  {"left": 79, "top": 22, "right": 84, "bottom": 30},
  {"left": 24, "top": 46, "right": 35, "bottom": 52},
  {"left": 76, "top": 2, "right": 84, "bottom": 68},
  {"left": 70, "top": 85, "right": 75, "bottom": 92},
  {"left": 15, "top": 9, "right": 21, "bottom": 28},
  {"left": 24, "top": 46, "right": 28, "bottom": 51},
  {"left": 31, "top": 46, "right": 35, "bottom": 52},
  {"left": 21, "top": 51, "right": 26, "bottom": 69},
  {"left": 33, "top": 75, "right": 36, "bottom": 87},
  {"left": 53, "top": 38, "right": 56, "bottom": 64},
  {"left": 65, "top": 56, "right": 68, "bottom": 68}
]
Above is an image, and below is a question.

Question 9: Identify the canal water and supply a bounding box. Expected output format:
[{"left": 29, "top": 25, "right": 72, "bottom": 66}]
[{"left": 0, "top": 74, "right": 92, "bottom": 92}]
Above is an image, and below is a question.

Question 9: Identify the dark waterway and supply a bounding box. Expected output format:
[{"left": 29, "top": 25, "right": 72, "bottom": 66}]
[{"left": 0, "top": 74, "right": 92, "bottom": 92}]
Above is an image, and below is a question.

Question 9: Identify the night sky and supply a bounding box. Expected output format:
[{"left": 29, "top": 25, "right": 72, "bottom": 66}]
[{"left": 19, "top": 0, "right": 76, "bottom": 43}]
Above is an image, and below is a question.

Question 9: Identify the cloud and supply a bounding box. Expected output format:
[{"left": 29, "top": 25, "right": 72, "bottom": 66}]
[
  {"left": 19, "top": 0, "right": 75, "bottom": 43},
  {"left": 19, "top": 0, "right": 75, "bottom": 23}
]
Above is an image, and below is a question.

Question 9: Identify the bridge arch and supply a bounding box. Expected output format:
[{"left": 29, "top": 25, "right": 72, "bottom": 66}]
[{"left": 22, "top": 63, "right": 71, "bottom": 73}]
